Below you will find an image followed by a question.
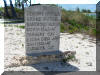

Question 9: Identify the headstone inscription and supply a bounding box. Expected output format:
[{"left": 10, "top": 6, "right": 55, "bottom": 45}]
[{"left": 25, "top": 5, "right": 61, "bottom": 56}]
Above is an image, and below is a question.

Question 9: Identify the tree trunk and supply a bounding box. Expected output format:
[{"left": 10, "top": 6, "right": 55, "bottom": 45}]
[
  {"left": 9, "top": 0, "right": 17, "bottom": 19},
  {"left": 3, "top": 0, "right": 10, "bottom": 18},
  {"left": 30, "top": 0, "right": 31, "bottom": 6},
  {"left": 22, "top": 3, "right": 24, "bottom": 11}
]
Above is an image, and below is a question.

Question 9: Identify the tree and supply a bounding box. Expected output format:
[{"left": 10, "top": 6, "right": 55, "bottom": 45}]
[
  {"left": 9, "top": 0, "right": 17, "bottom": 18},
  {"left": 81, "top": 9, "right": 91, "bottom": 13},
  {"left": 30, "top": 0, "right": 31, "bottom": 6},
  {"left": 82, "top": 9, "right": 87, "bottom": 13},
  {"left": 87, "top": 10, "right": 91, "bottom": 13},
  {"left": 15, "top": 0, "right": 32, "bottom": 11},
  {"left": 76, "top": 7, "right": 80, "bottom": 12},
  {"left": 3, "top": 0, "right": 10, "bottom": 18},
  {"left": 15, "top": 0, "right": 21, "bottom": 7}
]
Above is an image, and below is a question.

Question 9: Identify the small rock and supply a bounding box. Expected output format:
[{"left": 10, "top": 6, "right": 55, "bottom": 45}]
[
  {"left": 79, "top": 42, "right": 82, "bottom": 44},
  {"left": 86, "top": 62, "right": 92, "bottom": 66},
  {"left": 76, "top": 46, "right": 78, "bottom": 48},
  {"left": 86, "top": 52, "right": 89, "bottom": 55}
]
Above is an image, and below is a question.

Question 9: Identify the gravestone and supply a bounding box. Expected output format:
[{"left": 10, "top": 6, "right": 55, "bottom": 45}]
[{"left": 25, "top": 5, "right": 61, "bottom": 56}]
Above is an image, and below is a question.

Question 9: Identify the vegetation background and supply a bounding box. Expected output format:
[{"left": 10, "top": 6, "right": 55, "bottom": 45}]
[{"left": 0, "top": 0, "right": 97, "bottom": 37}]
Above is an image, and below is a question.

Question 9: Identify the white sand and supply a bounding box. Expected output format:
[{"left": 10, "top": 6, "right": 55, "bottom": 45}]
[
  {"left": 0, "top": 23, "right": 4, "bottom": 74},
  {"left": 4, "top": 25, "right": 96, "bottom": 71}
]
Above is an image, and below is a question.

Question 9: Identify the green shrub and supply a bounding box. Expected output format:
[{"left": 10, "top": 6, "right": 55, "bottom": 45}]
[
  {"left": 60, "top": 23, "right": 67, "bottom": 32},
  {"left": 60, "top": 8, "right": 96, "bottom": 36},
  {"left": 17, "top": 25, "right": 25, "bottom": 29},
  {"left": 62, "top": 55, "right": 75, "bottom": 62},
  {"left": 0, "top": 7, "right": 4, "bottom": 12}
]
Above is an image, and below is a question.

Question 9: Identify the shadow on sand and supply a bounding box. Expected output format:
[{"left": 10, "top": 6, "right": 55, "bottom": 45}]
[{"left": 3, "top": 51, "right": 79, "bottom": 75}]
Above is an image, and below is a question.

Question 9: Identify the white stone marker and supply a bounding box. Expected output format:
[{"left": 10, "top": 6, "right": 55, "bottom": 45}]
[{"left": 25, "top": 5, "right": 61, "bottom": 56}]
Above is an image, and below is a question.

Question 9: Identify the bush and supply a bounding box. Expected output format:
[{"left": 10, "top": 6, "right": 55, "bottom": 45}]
[
  {"left": 60, "top": 8, "right": 96, "bottom": 36},
  {"left": 17, "top": 25, "right": 25, "bottom": 29},
  {"left": 60, "top": 23, "right": 67, "bottom": 32}
]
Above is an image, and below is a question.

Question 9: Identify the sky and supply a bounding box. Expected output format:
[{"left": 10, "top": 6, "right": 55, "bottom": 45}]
[
  {"left": 0, "top": 0, "right": 98, "bottom": 12},
  {"left": 58, "top": 4, "right": 96, "bottom": 12}
]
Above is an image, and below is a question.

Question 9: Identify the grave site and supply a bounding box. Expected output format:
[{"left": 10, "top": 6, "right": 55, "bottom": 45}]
[{"left": 4, "top": 5, "right": 96, "bottom": 71}]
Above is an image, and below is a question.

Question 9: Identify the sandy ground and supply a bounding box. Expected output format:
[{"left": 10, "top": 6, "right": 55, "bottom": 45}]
[
  {"left": 4, "top": 24, "right": 96, "bottom": 71},
  {"left": 0, "top": 23, "right": 4, "bottom": 74}
]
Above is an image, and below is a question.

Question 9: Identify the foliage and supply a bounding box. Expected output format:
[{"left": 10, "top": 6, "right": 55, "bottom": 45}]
[
  {"left": 81, "top": 9, "right": 91, "bottom": 13},
  {"left": 14, "top": 7, "right": 24, "bottom": 18},
  {"left": 2, "top": 4, "right": 96, "bottom": 36},
  {"left": 0, "top": 7, "right": 4, "bottom": 12},
  {"left": 61, "top": 8, "right": 96, "bottom": 36},
  {"left": 0, "top": 7, "right": 4, "bottom": 18},
  {"left": 3, "top": 6, "right": 24, "bottom": 19},
  {"left": 17, "top": 25, "right": 25, "bottom": 29},
  {"left": 76, "top": 7, "right": 80, "bottom": 12},
  {"left": 62, "top": 55, "right": 75, "bottom": 63}
]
